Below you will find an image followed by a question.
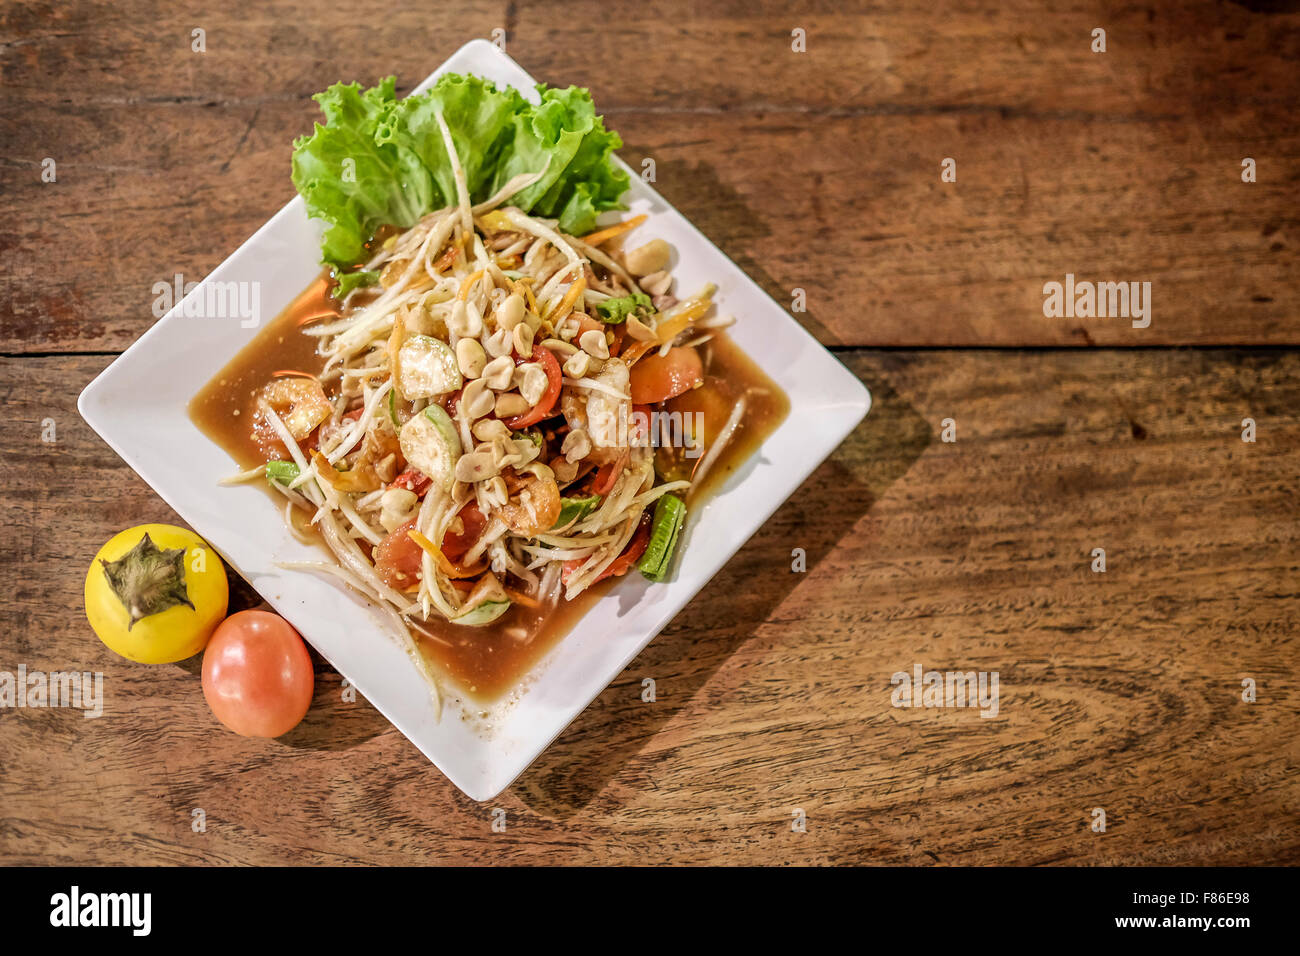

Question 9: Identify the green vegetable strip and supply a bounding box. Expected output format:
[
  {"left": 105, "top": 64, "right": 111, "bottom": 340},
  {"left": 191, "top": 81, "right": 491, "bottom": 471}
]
[
  {"left": 291, "top": 73, "right": 630, "bottom": 290},
  {"left": 335, "top": 270, "right": 379, "bottom": 299},
  {"left": 551, "top": 494, "right": 602, "bottom": 529},
  {"left": 595, "top": 291, "right": 653, "bottom": 324},
  {"left": 638, "top": 495, "right": 686, "bottom": 581},
  {"left": 265, "top": 460, "right": 301, "bottom": 485}
]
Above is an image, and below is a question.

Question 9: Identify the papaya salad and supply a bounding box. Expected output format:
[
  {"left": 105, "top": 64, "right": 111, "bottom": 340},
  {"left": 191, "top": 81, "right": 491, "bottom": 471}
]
[{"left": 193, "top": 74, "right": 787, "bottom": 702}]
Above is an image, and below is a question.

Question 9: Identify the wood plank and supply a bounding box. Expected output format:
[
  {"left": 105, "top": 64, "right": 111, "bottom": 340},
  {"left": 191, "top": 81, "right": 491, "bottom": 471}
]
[
  {"left": 1, "top": 1, "right": 1295, "bottom": 351},
  {"left": 608, "top": 110, "right": 1297, "bottom": 347},
  {"left": 511, "top": 0, "right": 1299, "bottom": 118},
  {"left": 0, "top": 0, "right": 509, "bottom": 354},
  {"left": 1, "top": 348, "right": 1295, "bottom": 864}
]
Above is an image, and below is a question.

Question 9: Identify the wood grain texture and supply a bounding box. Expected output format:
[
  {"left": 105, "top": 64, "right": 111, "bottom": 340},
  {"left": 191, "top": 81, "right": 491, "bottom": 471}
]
[
  {"left": 1, "top": 1, "right": 1297, "bottom": 350},
  {"left": 1, "top": 349, "right": 1296, "bottom": 865}
]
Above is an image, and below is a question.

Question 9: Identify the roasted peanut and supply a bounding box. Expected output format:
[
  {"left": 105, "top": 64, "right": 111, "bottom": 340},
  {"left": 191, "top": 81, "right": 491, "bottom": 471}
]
[
  {"left": 496, "top": 292, "right": 525, "bottom": 331},
  {"left": 579, "top": 328, "right": 610, "bottom": 360},
  {"left": 481, "top": 355, "right": 515, "bottom": 390},
  {"left": 494, "top": 392, "right": 531, "bottom": 418},
  {"left": 624, "top": 239, "right": 671, "bottom": 277},
  {"left": 455, "top": 337, "right": 487, "bottom": 378}
]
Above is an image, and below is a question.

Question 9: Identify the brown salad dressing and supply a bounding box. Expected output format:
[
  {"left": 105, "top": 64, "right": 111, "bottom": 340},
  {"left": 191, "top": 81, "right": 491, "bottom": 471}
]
[{"left": 189, "top": 273, "right": 789, "bottom": 702}]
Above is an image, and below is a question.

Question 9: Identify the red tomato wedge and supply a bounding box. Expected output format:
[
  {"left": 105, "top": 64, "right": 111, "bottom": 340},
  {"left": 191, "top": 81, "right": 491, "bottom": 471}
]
[
  {"left": 503, "top": 345, "right": 562, "bottom": 429},
  {"left": 441, "top": 503, "right": 487, "bottom": 562},
  {"left": 374, "top": 518, "right": 424, "bottom": 589},
  {"left": 629, "top": 347, "right": 703, "bottom": 404},
  {"left": 591, "top": 449, "right": 630, "bottom": 496},
  {"left": 390, "top": 470, "right": 432, "bottom": 497},
  {"left": 562, "top": 511, "right": 652, "bottom": 585}
]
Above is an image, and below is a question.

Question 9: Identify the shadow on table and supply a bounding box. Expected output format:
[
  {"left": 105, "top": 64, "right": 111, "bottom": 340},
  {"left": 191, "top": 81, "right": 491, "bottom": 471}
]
[
  {"left": 512, "top": 359, "right": 930, "bottom": 817},
  {"left": 615, "top": 147, "right": 842, "bottom": 346}
]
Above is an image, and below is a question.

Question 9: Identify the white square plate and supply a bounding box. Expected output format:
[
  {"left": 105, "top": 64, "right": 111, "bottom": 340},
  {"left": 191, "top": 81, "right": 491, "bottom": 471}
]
[{"left": 79, "top": 40, "right": 870, "bottom": 801}]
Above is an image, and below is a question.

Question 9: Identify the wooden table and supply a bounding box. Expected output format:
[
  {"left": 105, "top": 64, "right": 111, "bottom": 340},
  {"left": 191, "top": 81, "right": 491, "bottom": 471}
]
[{"left": 2, "top": 1, "right": 1296, "bottom": 865}]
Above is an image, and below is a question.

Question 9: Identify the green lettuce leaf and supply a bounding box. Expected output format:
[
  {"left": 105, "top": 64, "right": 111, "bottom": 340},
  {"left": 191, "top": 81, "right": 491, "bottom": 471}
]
[
  {"left": 595, "top": 291, "right": 653, "bottom": 324},
  {"left": 291, "top": 73, "right": 629, "bottom": 290},
  {"left": 291, "top": 78, "right": 433, "bottom": 272},
  {"left": 377, "top": 74, "right": 523, "bottom": 212},
  {"left": 491, "top": 86, "right": 598, "bottom": 215},
  {"left": 332, "top": 269, "right": 379, "bottom": 299},
  {"left": 526, "top": 87, "right": 629, "bottom": 234}
]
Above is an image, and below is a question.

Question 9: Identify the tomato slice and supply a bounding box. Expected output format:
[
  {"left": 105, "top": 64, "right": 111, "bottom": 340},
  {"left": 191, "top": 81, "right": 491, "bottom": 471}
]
[
  {"left": 591, "top": 449, "right": 630, "bottom": 496},
  {"left": 503, "top": 345, "right": 562, "bottom": 429},
  {"left": 390, "top": 469, "right": 432, "bottom": 498},
  {"left": 441, "top": 503, "right": 487, "bottom": 562},
  {"left": 563, "top": 510, "right": 652, "bottom": 585},
  {"left": 373, "top": 518, "right": 424, "bottom": 589},
  {"left": 629, "top": 347, "right": 704, "bottom": 404}
]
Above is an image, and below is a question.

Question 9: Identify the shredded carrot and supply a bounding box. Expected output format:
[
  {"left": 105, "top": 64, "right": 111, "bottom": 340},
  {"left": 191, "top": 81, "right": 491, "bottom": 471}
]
[
  {"left": 547, "top": 276, "right": 587, "bottom": 322},
  {"left": 408, "top": 528, "right": 457, "bottom": 577},
  {"left": 407, "top": 528, "right": 484, "bottom": 579},
  {"left": 432, "top": 243, "right": 459, "bottom": 273},
  {"left": 580, "top": 214, "right": 647, "bottom": 247},
  {"left": 621, "top": 342, "right": 653, "bottom": 367},
  {"left": 458, "top": 268, "right": 487, "bottom": 301},
  {"left": 654, "top": 296, "right": 713, "bottom": 345},
  {"left": 407, "top": 528, "right": 442, "bottom": 559},
  {"left": 502, "top": 587, "right": 541, "bottom": 609}
]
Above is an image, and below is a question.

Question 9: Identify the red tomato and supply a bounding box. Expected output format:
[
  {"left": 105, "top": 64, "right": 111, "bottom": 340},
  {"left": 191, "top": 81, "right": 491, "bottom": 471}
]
[
  {"left": 629, "top": 347, "right": 703, "bottom": 404},
  {"left": 503, "top": 345, "right": 562, "bottom": 429},
  {"left": 389, "top": 469, "right": 432, "bottom": 498},
  {"left": 562, "top": 510, "right": 652, "bottom": 585},
  {"left": 373, "top": 518, "right": 423, "bottom": 589},
  {"left": 591, "top": 449, "right": 630, "bottom": 496},
  {"left": 441, "top": 503, "right": 487, "bottom": 562},
  {"left": 201, "top": 611, "right": 314, "bottom": 738}
]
